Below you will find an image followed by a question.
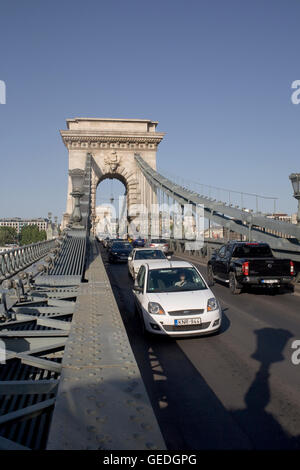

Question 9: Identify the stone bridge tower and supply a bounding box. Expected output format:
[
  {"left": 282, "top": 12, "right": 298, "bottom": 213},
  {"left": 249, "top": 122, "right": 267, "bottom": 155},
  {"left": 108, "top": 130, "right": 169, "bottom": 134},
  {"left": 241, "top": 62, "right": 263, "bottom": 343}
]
[{"left": 60, "top": 118, "right": 165, "bottom": 233}]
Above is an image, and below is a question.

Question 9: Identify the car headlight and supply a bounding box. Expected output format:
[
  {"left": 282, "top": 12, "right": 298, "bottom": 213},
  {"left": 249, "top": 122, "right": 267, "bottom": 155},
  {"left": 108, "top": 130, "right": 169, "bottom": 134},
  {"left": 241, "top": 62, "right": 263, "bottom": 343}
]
[
  {"left": 148, "top": 302, "right": 165, "bottom": 315},
  {"left": 207, "top": 297, "right": 218, "bottom": 311}
]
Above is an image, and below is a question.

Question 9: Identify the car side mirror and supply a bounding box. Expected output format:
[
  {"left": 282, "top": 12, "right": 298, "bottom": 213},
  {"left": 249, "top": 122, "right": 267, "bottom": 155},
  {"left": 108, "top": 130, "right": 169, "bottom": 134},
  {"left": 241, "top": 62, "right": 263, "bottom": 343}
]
[
  {"left": 128, "top": 256, "right": 132, "bottom": 261},
  {"left": 167, "top": 255, "right": 172, "bottom": 260}
]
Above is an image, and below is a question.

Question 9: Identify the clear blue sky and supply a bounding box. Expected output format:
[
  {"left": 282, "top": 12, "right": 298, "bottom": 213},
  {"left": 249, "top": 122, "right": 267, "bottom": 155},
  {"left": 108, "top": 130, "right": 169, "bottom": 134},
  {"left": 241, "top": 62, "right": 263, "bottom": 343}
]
[{"left": 0, "top": 0, "right": 299, "bottom": 219}]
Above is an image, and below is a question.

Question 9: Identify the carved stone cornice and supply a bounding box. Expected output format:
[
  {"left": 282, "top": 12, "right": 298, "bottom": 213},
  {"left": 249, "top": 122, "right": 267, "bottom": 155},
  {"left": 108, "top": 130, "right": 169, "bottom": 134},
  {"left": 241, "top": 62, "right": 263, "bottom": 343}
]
[
  {"left": 60, "top": 131, "right": 165, "bottom": 148},
  {"left": 61, "top": 133, "right": 163, "bottom": 144}
]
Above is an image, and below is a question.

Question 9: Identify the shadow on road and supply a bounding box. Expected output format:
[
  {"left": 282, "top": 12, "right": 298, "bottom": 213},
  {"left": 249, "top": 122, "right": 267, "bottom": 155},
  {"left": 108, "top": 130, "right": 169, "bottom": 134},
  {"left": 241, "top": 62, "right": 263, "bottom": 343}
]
[
  {"left": 231, "top": 327, "right": 300, "bottom": 449},
  {"left": 212, "top": 278, "right": 294, "bottom": 296},
  {"left": 101, "top": 243, "right": 300, "bottom": 450}
]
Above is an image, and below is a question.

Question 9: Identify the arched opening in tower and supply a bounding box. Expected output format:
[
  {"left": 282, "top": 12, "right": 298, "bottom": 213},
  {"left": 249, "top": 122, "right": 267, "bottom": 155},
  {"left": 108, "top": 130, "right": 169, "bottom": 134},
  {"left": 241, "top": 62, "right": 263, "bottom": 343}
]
[{"left": 95, "top": 176, "right": 127, "bottom": 239}]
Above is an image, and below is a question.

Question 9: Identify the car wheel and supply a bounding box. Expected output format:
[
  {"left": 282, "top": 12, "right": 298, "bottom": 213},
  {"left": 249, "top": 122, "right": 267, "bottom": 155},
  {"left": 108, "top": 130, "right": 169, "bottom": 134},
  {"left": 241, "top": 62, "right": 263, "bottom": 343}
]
[
  {"left": 229, "top": 272, "right": 242, "bottom": 295},
  {"left": 207, "top": 265, "right": 215, "bottom": 286}
]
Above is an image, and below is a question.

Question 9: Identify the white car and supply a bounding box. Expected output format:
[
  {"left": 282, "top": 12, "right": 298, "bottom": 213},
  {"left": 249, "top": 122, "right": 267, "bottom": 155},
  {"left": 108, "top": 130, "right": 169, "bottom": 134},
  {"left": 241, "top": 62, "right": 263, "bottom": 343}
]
[
  {"left": 147, "top": 239, "right": 169, "bottom": 253},
  {"left": 128, "top": 248, "right": 171, "bottom": 280},
  {"left": 132, "top": 261, "right": 222, "bottom": 337}
]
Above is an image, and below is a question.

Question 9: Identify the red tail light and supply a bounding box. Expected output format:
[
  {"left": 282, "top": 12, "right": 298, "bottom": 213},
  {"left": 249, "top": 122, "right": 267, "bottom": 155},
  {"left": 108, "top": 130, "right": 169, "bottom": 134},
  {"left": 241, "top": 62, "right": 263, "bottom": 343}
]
[
  {"left": 290, "top": 261, "right": 295, "bottom": 275},
  {"left": 150, "top": 244, "right": 155, "bottom": 247},
  {"left": 242, "top": 261, "right": 249, "bottom": 276}
]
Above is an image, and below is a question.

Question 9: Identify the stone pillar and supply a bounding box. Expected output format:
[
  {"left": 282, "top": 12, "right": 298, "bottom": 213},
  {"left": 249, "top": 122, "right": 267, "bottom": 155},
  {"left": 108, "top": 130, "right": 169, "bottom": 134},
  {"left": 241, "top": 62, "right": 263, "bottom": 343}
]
[{"left": 60, "top": 118, "right": 165, "bottom": 233}]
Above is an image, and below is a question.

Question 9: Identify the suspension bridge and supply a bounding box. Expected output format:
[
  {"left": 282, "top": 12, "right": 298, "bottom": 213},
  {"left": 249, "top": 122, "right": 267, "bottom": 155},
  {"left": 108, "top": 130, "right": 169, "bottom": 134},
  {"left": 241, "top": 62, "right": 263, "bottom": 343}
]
[{"left": 0, "top": 118, "right": 299, "bottom": 450}]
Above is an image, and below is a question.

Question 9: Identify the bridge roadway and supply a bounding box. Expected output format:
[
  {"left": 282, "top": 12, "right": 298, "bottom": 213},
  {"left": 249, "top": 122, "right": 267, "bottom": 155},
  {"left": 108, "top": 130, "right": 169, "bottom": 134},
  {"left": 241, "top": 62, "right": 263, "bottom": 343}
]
[{"left": 100, "top": 244, "right": 300, "bottom": 450}]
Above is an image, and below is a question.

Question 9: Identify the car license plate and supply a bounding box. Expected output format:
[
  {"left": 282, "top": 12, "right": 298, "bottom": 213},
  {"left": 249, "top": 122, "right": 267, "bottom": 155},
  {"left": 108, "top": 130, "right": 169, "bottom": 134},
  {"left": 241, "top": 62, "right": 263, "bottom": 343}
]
[
  {"left": 261, "top": 279, "right": 279, "bottom": 284},
  {"left": 175, "top": 318, "right": 202, "bottom": 326}
]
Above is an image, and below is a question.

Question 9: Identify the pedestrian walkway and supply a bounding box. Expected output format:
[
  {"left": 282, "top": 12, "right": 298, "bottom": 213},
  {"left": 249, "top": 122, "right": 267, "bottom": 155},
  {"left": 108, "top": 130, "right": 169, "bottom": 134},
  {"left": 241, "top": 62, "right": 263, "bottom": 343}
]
[{"left": 47, "top": 239, "right": 165, "bottom": 450}]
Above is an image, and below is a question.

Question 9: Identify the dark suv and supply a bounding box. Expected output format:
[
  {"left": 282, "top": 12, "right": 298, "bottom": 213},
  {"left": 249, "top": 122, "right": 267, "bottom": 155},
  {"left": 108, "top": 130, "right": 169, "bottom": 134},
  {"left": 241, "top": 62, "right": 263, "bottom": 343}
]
[{"left": 207, "top": 241, "right": 295, "bottom": 294}]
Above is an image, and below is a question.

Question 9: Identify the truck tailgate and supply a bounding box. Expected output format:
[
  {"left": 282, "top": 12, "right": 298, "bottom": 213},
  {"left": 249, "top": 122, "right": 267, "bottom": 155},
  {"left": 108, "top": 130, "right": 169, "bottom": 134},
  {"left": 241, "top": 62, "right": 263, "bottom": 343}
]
[{"left": 249, "top": 258, "right": 291, "bottom": 277}]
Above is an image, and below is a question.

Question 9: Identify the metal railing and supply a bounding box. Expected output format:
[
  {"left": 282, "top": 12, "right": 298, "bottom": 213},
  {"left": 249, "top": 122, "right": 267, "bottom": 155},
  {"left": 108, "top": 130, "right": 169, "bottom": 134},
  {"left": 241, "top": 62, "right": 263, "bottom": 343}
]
[
  {"left": 135, "top": 154, "right": 300, "bottom": 257},
  {"left": 161, "top": 169, "right": 279, "bottom": 215},
  {"left": 36, "top": 154, "right": 93, "bottom": 287},
  {"left": 0, "top": 239, "right": 57, "bottom": 283}
]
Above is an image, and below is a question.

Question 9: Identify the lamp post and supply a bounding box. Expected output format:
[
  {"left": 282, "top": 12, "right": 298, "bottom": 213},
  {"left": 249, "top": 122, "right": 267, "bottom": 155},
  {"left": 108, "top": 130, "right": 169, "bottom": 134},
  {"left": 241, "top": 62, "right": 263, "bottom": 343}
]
[
  {"left": 69, "top": 168, "right": 86, "bottom": 229},
  {"left": 289, "top": 173, "right": 300, "bottom": 225}
]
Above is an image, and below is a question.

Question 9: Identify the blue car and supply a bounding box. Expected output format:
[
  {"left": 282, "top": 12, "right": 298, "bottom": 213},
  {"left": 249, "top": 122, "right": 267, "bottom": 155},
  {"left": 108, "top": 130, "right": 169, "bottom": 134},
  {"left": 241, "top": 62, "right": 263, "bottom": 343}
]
[
  {"left": 108, "top": 241, "right": 133, "bottom": 263},
  {"left": 132, "top": 237, "right": 145, "bottom": 248}
]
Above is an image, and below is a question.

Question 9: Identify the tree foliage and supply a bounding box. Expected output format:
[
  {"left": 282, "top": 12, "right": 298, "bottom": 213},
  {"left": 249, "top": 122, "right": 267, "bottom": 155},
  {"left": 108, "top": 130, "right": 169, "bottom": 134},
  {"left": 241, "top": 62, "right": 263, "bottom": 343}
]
[
  {"left": 20, "top": 225, "right": 47, "bottom": 246},
  {"left": 0, "top": 226, "right": 18, "bottom": 246}
]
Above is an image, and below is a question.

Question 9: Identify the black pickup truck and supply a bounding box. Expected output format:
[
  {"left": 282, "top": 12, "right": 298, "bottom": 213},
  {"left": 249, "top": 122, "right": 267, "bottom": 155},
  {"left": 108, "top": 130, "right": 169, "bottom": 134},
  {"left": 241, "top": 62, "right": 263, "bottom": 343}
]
[{"left": 207, "top": 241, "right": 295, "bottom": 294}]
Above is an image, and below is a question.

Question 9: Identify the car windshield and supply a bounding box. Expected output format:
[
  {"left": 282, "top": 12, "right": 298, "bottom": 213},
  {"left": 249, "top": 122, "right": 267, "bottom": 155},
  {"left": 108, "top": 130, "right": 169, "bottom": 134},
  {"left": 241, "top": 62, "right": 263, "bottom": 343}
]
[
  {"left": 111, "top": 242, "right": 132, "bottom": 250},
  {"left": 232, "top": 244, "right": 272, "bottom": 258},
  {"left": 147, "top": 267, "right": 207, "bottom": 293},
  {"left": 134, "top": 250, "right": 166, "bottom": 260}
]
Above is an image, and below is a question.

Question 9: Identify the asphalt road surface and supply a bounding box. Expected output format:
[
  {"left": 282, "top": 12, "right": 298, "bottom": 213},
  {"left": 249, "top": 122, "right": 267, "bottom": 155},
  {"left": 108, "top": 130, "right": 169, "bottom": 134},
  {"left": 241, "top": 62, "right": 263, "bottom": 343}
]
[{"left": 100, "top": 244, "right": 300, "bottom": 450}]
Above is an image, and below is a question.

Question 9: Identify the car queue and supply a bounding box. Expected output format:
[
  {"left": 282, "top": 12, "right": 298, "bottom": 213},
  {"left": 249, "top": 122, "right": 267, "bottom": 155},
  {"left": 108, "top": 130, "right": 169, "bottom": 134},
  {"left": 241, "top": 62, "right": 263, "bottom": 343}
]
[{"left": 98, "top": 235, "right": 222, "bottom": 338}]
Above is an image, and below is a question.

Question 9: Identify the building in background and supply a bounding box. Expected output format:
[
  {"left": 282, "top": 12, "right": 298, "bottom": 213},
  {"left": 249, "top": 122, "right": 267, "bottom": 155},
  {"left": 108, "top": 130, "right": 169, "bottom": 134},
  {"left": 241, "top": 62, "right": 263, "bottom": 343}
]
[
  {"left": 0, "top": 218, "right": 48, "bottom": 234},
  {"left": 262, "top": 213, "right": 298, "bottom": 238},
  {"left": 0, "top": 216, "right": 60, "bottom": 241},
  {"left": 95, "top": 205, "right": 118, "bottom": 238},
  {"left": 266, "top": 213, "right": 293, "bottom": 223},
  {"left": 265, "top": 212, "right": 297, "bottom": 224}
]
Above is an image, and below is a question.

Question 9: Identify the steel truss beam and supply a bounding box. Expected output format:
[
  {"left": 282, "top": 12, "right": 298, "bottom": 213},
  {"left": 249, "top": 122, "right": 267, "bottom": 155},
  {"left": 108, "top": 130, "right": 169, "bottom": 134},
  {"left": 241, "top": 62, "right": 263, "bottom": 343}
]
[
  {"left": 0, "top": 398, "right": 56, "bottom": 425},
  {"left": 0, "top": 285, "right": 75, "bottom": 449},
  {"left": 0, "top": 436, "right": 30, "bottom": 450},
  {"left": 135, "top": 154, "right": 300, "bottom": 256},
  {"left": 0, "top": 380, "right": 59, "bottom": 395}
]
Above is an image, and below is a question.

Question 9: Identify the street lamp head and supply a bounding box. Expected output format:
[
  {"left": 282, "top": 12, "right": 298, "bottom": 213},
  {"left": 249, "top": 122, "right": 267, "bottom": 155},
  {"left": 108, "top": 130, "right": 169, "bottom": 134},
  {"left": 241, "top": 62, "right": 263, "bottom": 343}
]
[
  {"left": 289, "top": 173, "right": 300, "bottom": 225},
  {"left": 69, "top": 169, "right": 86, "bottom": 193},
  {"left": 289, "top": 173, "right": 300, "bottom": 199}
]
